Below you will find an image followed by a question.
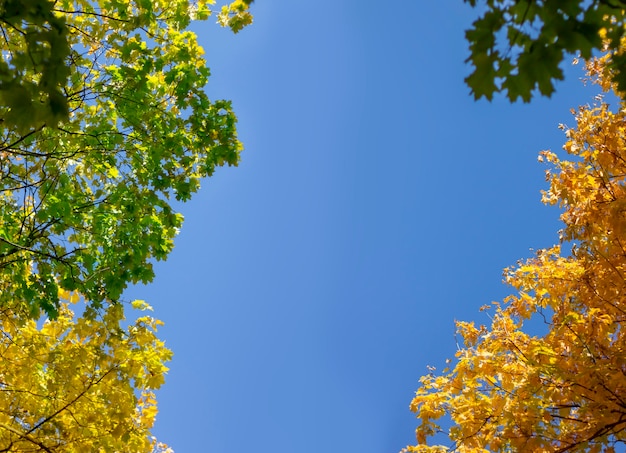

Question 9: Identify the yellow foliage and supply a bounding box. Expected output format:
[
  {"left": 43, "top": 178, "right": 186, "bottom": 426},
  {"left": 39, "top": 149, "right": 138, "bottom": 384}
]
[
  {"left": 0, "top": 294, "right": 172, "bottom": 452},
  {"left": 218, "top": 1, "right": 253, "bottom": 33},
  {"left": 407, "top": 49, "right": 626, "bottom": 451}
]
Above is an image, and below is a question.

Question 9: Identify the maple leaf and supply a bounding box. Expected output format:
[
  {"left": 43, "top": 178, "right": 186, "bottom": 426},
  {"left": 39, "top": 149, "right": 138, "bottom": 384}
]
[{"left": 407, "top": 43, "right": 626, "bottom": 452}]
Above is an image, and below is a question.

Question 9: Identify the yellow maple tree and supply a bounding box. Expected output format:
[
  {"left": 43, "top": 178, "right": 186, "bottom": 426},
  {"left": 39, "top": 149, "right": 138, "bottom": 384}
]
[
  {"left": 0, "top": 292, "right": 172, "bottom": 452},
  {"left": 406, "top": 49, "right": 626, "bottom": 452}
]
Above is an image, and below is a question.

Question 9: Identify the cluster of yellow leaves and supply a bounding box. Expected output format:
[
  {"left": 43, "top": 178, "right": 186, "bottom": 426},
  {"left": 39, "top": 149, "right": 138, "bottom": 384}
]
[
  {"left": 406, "top": 51, "right": 626, "bottom": 452},
  {"left": 217, "top": 0, "right": 254, "bottom": 33},
  {"left": 0, "top": 291, "right": 172, "bottom": 452}
]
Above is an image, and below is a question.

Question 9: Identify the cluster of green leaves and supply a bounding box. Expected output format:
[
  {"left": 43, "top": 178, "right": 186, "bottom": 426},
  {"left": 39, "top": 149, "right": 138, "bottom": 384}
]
[
  {"left": 0, "top": 0, "right": 72, "bottom": 130},
  {"left": 218, "top": 0, "right": 254, "bottom": 33},
  {"left": 0, "top": 0, "right": 252, "bottom": 317},
  {"left": 465, "top": 0, "right": 626, "bottom": 102}
]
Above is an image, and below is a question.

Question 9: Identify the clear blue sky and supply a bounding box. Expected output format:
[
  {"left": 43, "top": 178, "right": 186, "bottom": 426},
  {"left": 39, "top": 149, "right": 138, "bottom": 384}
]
[{"left": 124, "top": 2, "right": 604, "bottom": 452}]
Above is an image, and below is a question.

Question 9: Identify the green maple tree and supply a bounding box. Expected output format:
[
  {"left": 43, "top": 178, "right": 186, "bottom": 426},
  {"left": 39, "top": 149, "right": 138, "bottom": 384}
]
[{"left": 0, "top": 0, "right": 252, "bottom": 317}]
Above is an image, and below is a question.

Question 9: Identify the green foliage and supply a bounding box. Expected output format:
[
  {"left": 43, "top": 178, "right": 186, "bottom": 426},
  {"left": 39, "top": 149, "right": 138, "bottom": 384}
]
[
  {"left": 0, "top": 1, "right": 253, "bottom": 449},
  {"left": 0, "top": 0, "right": 252, "bottom": 317},
  {"left": 464, "top": 0, "right": 626, "bottom": 102},
  {"left": 218, "top": 0, "right": 254, "bottom": 33},
  {"left": 0, "top": 0, "right": 71, "bottom": 131}
]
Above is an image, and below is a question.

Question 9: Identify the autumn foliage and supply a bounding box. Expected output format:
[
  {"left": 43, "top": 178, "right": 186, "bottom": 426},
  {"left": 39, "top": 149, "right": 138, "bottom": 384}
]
[
  {"left": 407, "top": 53, "right": 626, "bottom": 451},
  {"left": 0, "top": 294, "right": 172, "bottom": 452},
  {"left": 0, "top": 0, "right": 253, "bottom": 451}
]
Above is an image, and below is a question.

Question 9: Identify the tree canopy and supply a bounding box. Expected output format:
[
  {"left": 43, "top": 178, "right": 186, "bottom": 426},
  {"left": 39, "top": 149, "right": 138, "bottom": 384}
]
[
  {"left": 0, "top": 0, "right": 253, "bottom": 450},
  {"left": 465, "top": 0, "right": 626, "bottom": 102},
  {"left": 0, "top": 291, "right": 172, "bottom": 452},
  {"left": 0, "top": 0, "right": 251, "bottom": 317},
  {"left": 406, "top": 50, "right": 626, "bottom": 452}
]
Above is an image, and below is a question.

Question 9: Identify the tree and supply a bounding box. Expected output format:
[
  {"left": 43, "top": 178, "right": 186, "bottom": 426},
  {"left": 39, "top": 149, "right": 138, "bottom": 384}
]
[
  {"left": 0, "top": 0, "right": 253, "bottom": 130},
  {"left": 0, "top": 0, "right": 252, "bottom": 317},
  {"left": 0, "top": 0, "right": 72, "bottom": 130},
  {"left": 0, "top": 1, "right": 254, "bottom": 450},
  {"left": 464, "top": 0, "right": 626, "bottom": 102},
  {"left": 0, "top": 291, "right": 172, "bottom": 452},
  {"left": 406, "top": 49, "right": 626, "bottom": 452}
]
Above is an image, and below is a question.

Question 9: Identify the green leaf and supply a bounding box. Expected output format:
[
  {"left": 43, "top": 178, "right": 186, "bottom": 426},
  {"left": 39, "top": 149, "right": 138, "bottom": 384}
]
[
  {"left": 464, "top": 0, "right": 621, "bottom": 102},
  {"left": 0, "top": 0, "right": 248, "bottom": 317}
]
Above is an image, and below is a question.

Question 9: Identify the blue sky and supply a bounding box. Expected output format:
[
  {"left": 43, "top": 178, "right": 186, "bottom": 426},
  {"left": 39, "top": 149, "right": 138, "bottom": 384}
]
[{"left": 125, "top": 2, "right": 605, "bottom": 452}]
